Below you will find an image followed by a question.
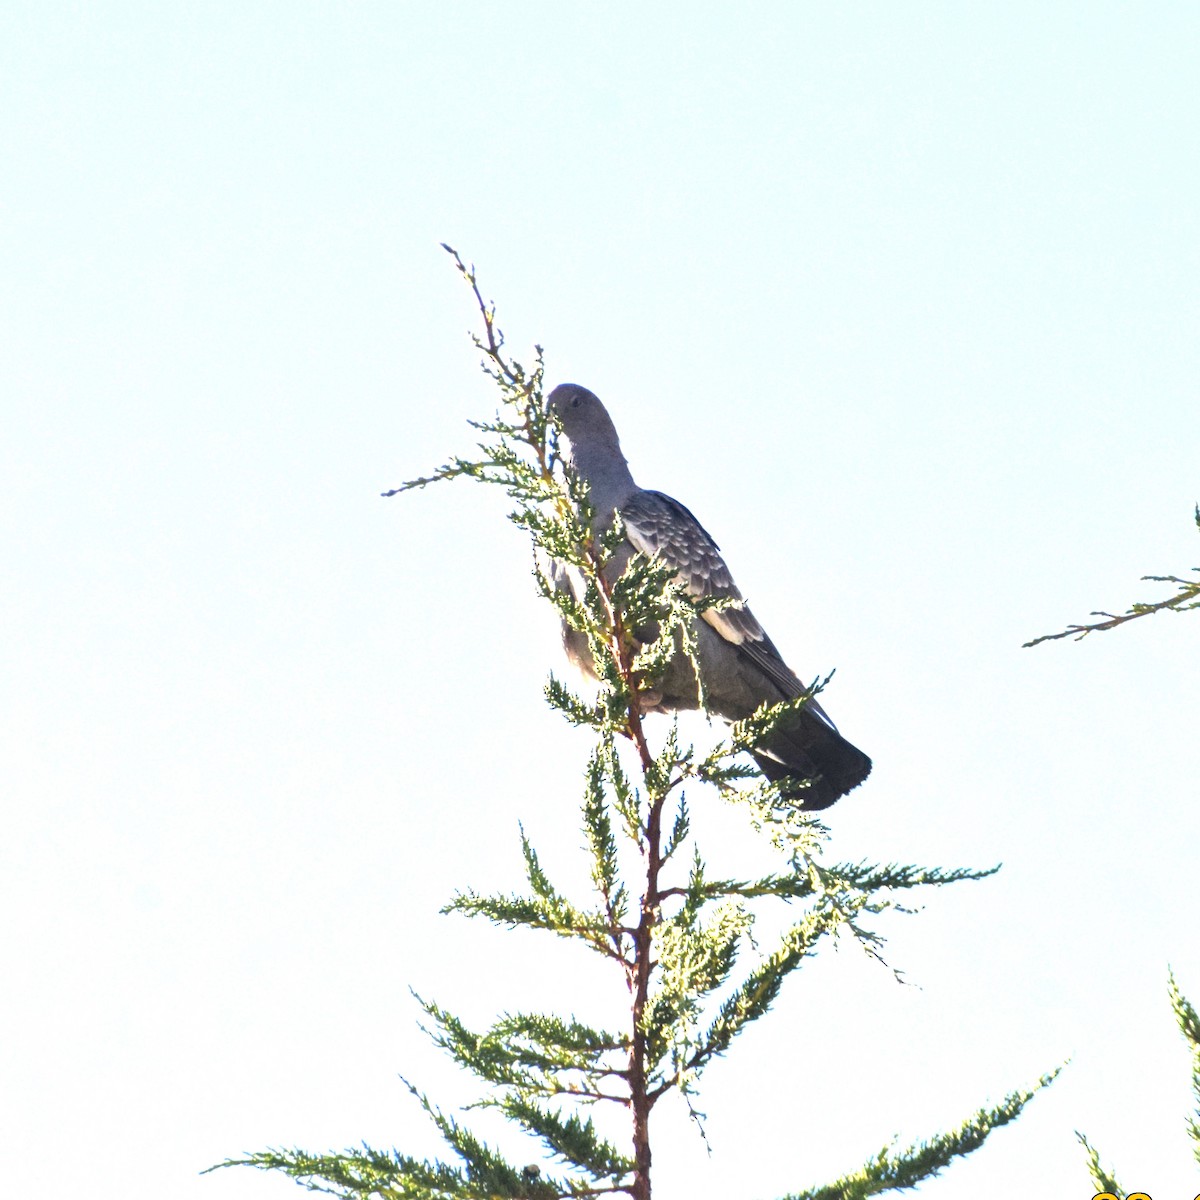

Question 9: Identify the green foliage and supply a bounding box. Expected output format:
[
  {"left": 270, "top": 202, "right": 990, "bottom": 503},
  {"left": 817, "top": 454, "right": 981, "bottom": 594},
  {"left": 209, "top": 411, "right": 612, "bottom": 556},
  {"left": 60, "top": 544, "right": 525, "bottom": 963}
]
[
  {"left": 1168, "top": 967, "right": 1200, "bottom": 1166},
  {"left": 214, "top": 248, "right": 1055, "bottom": 1199},
  {"left": 783, "top": 1070, "right": 1061, "bottom": 1199},
  {"left": 1075, "top": 1130, "right": 1126, "bottom": 1198},
  {"left": 499, "top": 1097, "right": 633, "bottom": 1179},
  {"left": 1073, "top": 969, "right": 1200, "bottom": 1194}
]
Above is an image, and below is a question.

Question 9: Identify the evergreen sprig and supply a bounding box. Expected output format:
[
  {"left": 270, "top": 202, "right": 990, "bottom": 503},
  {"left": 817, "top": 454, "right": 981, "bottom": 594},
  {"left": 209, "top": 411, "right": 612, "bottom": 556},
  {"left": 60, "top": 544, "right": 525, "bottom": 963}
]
[
  {"left": 1072, "top": 968, "right": 1200, "bottom": 1192},
  {"left": 1075, "top": 1130, "right": 1125, "bottom": 1199},
  {"left": 418, "top": 1000, "right": 628, "bottom": 1104},
  {"left": 783, "top": 1070, "right": 1062, "bottom": 1200},
  {"left": 686, "top": 903, "right": 852, "bottom": 1083},
  {"left": 216, "top": 248, "right": 1056, "bottom": 1200},
  {"left": 442, "top": 879, "right": 617, "bottom": 959},
  {"left": 499, "top": 1097, "right": 635, "bottom": 1179},
  {"left": 209, "top": 1144, "right": 476, "bottom": 1199},
  {"left": 1168, "top": 967, "right": 1200, "bottom": 1166}
]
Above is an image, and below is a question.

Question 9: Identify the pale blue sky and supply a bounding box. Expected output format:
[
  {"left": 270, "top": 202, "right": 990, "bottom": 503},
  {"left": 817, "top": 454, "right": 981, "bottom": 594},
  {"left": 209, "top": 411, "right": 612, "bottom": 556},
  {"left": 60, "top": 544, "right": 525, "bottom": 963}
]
[{"left": 2, "top": 5, "right": 1198, "bottom": 1199}]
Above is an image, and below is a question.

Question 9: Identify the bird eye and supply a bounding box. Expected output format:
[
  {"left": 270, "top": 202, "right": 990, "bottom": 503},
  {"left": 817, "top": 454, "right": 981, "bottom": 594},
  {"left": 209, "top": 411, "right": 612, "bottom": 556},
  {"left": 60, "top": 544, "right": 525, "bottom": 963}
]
[{"left": 570, "top": 396, "right": 581, "bottom": 407}]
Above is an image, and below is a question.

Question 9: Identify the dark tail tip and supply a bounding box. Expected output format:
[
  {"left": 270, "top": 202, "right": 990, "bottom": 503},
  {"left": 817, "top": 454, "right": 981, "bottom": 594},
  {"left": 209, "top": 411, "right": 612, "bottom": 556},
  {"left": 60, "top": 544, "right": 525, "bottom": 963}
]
[{"left": 752, "top": 735, "right": 872, "bottom": 811}]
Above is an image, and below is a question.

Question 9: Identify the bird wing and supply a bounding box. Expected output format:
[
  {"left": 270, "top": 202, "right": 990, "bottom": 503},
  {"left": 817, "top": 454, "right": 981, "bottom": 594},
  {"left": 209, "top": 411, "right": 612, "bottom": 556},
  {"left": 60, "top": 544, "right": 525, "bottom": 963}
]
[
  {"left": 620, "top": 489, "right": 760, "bottom": 643},
  {"left": 619, "top": 489, "right": 837, "bottom": 727}
]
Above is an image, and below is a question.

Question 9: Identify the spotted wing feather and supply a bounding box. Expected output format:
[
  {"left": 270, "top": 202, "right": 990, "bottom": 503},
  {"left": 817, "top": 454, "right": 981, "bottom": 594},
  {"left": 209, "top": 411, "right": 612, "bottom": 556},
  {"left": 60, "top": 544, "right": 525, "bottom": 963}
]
[{"left": 619, "top": 490, "right": 837, "bottom": 729}]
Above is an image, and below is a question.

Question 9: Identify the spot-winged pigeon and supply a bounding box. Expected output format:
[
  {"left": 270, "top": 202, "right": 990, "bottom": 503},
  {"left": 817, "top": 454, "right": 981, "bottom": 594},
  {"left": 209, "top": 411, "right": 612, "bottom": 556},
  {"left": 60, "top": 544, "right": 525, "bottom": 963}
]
[{"left": 547, "top": 382, "right": 870, "bottom": 810}]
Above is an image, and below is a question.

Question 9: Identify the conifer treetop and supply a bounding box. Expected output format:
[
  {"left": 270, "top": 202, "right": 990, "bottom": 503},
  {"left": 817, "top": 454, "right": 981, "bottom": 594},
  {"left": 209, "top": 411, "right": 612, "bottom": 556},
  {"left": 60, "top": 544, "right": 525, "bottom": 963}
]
[{"left": 212, "top": 248, "right": 1056, "bottom": 1200}]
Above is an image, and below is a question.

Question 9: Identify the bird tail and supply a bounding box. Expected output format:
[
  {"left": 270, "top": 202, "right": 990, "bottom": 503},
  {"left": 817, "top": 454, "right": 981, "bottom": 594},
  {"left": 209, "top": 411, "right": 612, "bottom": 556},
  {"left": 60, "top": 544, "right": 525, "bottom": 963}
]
[{"left": 751, "top": 706, "right": 872, "bottom": 811}]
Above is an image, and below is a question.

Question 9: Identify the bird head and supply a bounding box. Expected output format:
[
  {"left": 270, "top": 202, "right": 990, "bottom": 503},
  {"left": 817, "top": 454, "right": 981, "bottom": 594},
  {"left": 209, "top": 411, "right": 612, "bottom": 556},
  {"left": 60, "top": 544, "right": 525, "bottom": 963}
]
[{"left": 546, "top": 383, "right": 624, "bottom": 464}]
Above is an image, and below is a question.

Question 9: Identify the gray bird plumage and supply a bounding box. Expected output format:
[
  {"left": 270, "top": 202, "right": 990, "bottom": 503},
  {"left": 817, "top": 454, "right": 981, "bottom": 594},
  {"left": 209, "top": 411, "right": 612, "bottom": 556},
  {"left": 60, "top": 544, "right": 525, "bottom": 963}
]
[{"left": 547, "top": 382, "right": 871, "bottom": 810}]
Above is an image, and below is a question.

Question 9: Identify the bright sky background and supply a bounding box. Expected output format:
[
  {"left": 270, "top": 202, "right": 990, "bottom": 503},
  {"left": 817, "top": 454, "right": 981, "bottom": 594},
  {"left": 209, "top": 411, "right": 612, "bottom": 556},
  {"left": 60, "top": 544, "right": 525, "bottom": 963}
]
[{"left": 3, "top": 5, "right": 1198, "bottom": 1199}]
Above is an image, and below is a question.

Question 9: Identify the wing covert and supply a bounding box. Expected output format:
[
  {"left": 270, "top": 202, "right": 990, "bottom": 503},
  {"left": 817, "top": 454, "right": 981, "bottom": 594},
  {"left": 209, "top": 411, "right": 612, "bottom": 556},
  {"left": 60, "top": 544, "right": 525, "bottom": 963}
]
[{"left": 619, "top": 489, "right": 763, "bottom": 646}]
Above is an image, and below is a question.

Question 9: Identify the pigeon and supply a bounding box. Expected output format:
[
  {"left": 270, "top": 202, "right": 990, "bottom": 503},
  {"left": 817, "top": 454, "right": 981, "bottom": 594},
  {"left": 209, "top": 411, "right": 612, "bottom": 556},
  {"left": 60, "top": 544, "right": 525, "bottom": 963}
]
[{"left": 547, "top": 382, "right": 870, "bottom": 810}]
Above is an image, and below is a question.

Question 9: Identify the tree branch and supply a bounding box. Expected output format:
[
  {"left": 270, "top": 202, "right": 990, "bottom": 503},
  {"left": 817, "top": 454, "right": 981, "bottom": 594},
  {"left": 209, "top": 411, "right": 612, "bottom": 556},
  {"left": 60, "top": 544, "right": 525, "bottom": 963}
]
[{"left": 1025, "top": 507, "right": 1200, "bottom": 646}]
